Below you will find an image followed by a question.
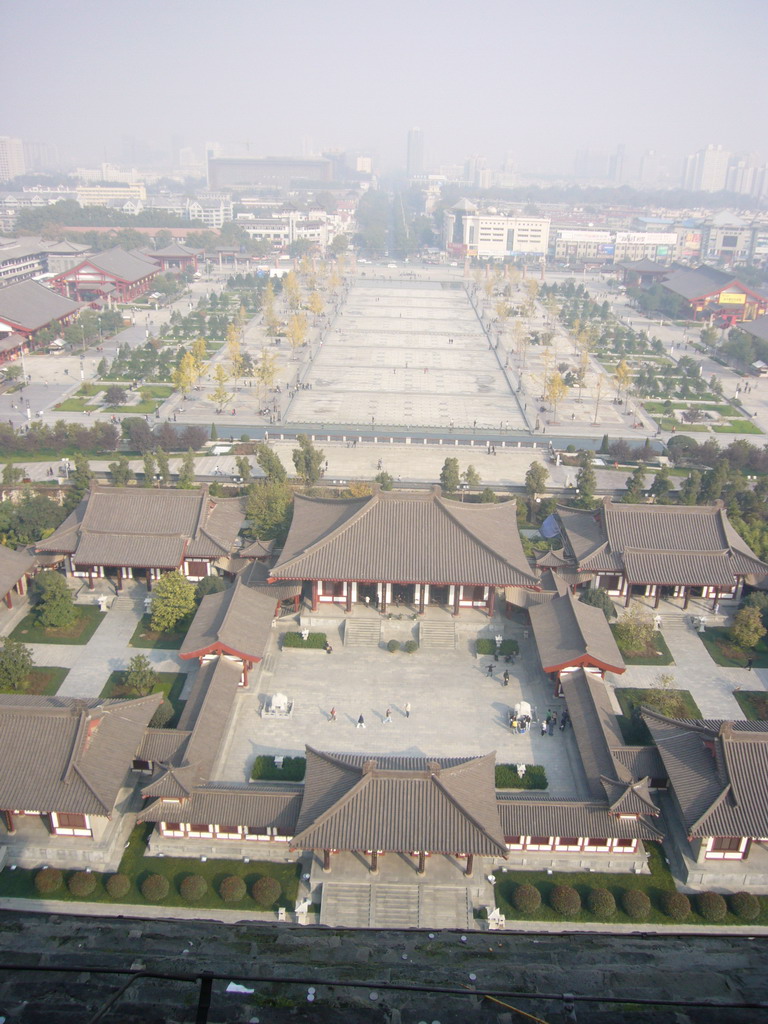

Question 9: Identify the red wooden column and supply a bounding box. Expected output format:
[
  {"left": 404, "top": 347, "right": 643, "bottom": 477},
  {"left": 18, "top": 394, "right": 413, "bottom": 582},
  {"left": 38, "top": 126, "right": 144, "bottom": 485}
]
[
  {"left": 453, "top": 585, "right": 461, "bottom": 617},
  {"left": 346, "top": 585, "right": 353, "bottom": 613},
  {"left": 487, "top": 588, "right": 496, "bottom": 617},
  {"left": 417, "top": 851, "right": 426, "bottom": 876},
  {"left": 322, "top": 849, "right": 331, "bottom": 872},
  {"left": 370, "top": 850, "right": 379, "bottom": 874},
  {"left": 464, "top": 854, "right": 474, "bottom": 877},
  {"left": 3, "top": 593, "right": 11, "bottom": 609},
  {"left": 418, "top": 586, "right": 426, "bottom": 615},
  {"left": 4, "top": 810, "right": 15, "bottom": 834},
  {"left": 311, "top": 582, "right": 319, "bottom": 611}
]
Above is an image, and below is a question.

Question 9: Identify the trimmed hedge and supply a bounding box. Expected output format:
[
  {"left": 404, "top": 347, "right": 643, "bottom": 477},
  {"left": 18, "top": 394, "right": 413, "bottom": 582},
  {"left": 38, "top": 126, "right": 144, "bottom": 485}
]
[
  {"left": 282, "top": 631, "right": 327, "bottom": 649},
  {"left": 697, "top": 891, "right": 727, "bottom": 922},
  {"left": 386, "top": 639, "right": 400, "bottom": 653},
  {"left": 512, "top": 883, "right": 541, "bottom": 914},
  {"left": 660, "top": 891, "right": 690, "bottom": 921},
  {"left": 149, "top": 700, "right": 174, "bottom": 728},
  {"left": 67, "top": 871, "right": 98, "bottom": 898},
  {"left": 403, "top": 639, "right": 418, "bottom": 654},
  {"left": 250, "top": 755, "right": 306, "bottom": 781},
  {"left": 550, "top": 884, "right": 581, "bottom": 916},
  {"left": 141, "top": 873, "right": 170, "bottom": 902},
  {"left": 729, "top": 891, "right": 760, "bottom": 921},
  {"left": 495, "top": 764, "right": 548, "bottom": 790},
  {"left": 476, "top": 638, "right": 519, "bottom": 657},
  {"left": 586, "top": 887, "right": 616, "bottom": 918},
  {"left": 621, "top": 889, "right": 651, "bottom": 921},
  {"left": 179, "top": 874, "right": 208, "bottom": 901},
  {"left": 34, "top": 867, "right": 64, "bottom": 895},
  {"left": 106, "top": 873, "right": 131, "bottom": 899},
  {"left": 251, "top": 875, "right": 282, "bottom": 908},
  {"left": 219, "top": 875, "right": 247, "bottom": 903}
]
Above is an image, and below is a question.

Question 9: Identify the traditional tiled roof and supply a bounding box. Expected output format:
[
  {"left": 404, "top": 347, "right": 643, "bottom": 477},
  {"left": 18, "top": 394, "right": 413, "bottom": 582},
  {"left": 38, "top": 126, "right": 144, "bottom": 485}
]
[
  {"left": 180, "top": 577, "right": 278, "bottom": 662},
  {"left": 0, "top": 544, "right": 35, "bottom": 600},
  {"left": 742, "top": 315, "right": 768, "bottom": 344},
  {"left": 0, "top": 279, "right": 80, "bottom": 332},
  {"left": 140, "top": 782, "right": 303, "bottom": 829},
  {"left": 643, "top": 712, "right": 768, "bottom": 838},
  {"left": 496, "top": 795, "right": 662, "bottom": 840},
  {"left": 271, "top": 488, "right": 537, "bottom": 587},
  {"left": 291, "top": 748, "right": 508, "bottom": 856},
  {"left": 0, "top": 694, "right": 161, "bottom": 816},
  {"left": 37, "top": 486, "right": 245, "bottom": 568},
  {"left": 660, "top": 266, "right": 737, "bottom": 301},
  {"left": 136, "top": 728, "right": 191, "bottom": 764},
  {"left": 529, "top": 591, "right": 625, "bottom": 674},
  {"left": 67, "top": 247, "right": 159, "bottom": 284}
]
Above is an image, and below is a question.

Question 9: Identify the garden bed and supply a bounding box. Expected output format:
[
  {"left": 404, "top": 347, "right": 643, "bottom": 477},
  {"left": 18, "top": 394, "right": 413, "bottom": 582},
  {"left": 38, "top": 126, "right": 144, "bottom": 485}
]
[
  {"left": 128, "top": 614, "right": 189, "bottom": 650},
  {"left": 495, "top": 764, "right": 547, "bottom": 789},
  {"left": 251, "top": 755, "right": 306, "bottom": 781},
  {"left": 695, "top": 625, "right": 768, "bottom": 668},
  {"left": 100, "top": 670, "right": 187, "bottom": 727},
  {"left": 10, "top": 605, "right": 105, "bottom": 645},
  {"left": 610, "top": 627, "right": 673, "bottom": 665},
  {"left": 11, "top": 666, "right": 70, "bottom": 696},
  {"left": 614, "top": 687, "right": 702, "bottom": 745},
  {"left": 281, "top": 632, "right": 327, "bottom": 649},
  {"left": 476, "top": 638, "right": 519, "bottom": 657},
  {"left": 733, "top": 690, "right": 768, "bottom": 721}
]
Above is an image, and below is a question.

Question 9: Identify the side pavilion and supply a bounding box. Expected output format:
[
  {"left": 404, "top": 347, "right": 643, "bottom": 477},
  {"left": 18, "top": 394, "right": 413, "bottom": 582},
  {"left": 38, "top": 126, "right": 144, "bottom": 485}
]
[{"left": 269, "top": 485, "right": 539, "bottom": 615}]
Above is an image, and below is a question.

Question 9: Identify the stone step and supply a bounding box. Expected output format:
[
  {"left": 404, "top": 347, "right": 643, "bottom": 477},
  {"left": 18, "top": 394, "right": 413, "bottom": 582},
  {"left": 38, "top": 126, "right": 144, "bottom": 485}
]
[
  {"left": 344, "top": 618, "right": 383, "bottom": 646},
  {"left": 371, "top": 884, "right": 419, "bottom": 928},
  {"left": 319, "top": 883, "right": 371, "bottom": 928},
  {"left": 419, "top": 621, "right": 458, "bottom": 648}
]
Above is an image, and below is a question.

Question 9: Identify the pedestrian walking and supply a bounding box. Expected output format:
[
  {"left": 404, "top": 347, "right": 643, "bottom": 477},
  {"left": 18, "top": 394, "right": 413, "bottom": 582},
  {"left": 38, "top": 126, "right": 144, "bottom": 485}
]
[
  {"left": 549, "top": 711, "right": 557, "bottom": 734},
  {"left": 540, "top": 718, "right": 547, "bottom": 737},
  {"left": 357, "top": 713, "right": 366, "bottom": 728},
  {"left": 383, "top": 707, "right": 392, "bottom": 725},
  {"left": 486, "top": 663, "right": 493, "bottom": 677},
  {"left": 503, "top": 669, "right": 510, "bottom": 687},
  {"left": 404, "top": 702, "right": 411, "bottom": 719},
  {"left": 329, "top": 707, "right": 337, "bottom": 722},
  {"left": 746, "top": 657, "right": 754, "bottom": 671}
]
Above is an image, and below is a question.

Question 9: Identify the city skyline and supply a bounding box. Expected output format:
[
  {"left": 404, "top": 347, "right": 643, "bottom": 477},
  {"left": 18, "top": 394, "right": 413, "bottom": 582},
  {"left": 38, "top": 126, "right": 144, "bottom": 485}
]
[{"left": 2, "top": 0, "right": 766, "bottom": 177}]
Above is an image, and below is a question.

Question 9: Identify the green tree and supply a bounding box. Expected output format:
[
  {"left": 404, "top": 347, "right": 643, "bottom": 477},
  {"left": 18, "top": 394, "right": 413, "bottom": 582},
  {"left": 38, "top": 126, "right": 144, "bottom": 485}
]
[
  {"left": 525, "top": 461, "right": 549, "bottom": 501},
  {"left": 33, "top": 570, "right": 78, "bottom": 628},
  {"left": 649, "top": 465, "right": 672, "bottom": 503},
  {"left": 255, "top": 443, "right": 287, "bottom": 483},
  {"left": 623, "top": 464, "right": 646, "bottom": 503},
  {"left": 579, "top": 587, "right": 617, "bottom": 620},
  {"left": 730, "top": 606, "right": 767, "bottom": 650},
  {"left": 142, "top": 452, "right": 156, "bottom": 487},
  {"left": 679, "top": 470, "right": 702, "bottom": 505},
  {"left": 462, "top": 465, "right": 481, "bottom": 488},
  {"left": 480, "top": 487, "right": 499, "bottom": 503},
  {"left": 68, "top": 454, "right": 92, "bottom": 507},
  {"left": 209, "top": 364, "right": 233, "bottom": 412},
  {"left": 246, "top": 480, "right": 293, "bottom": 543},
  {"left": 235, "top": 455, "right": 252, "bottom": 482},
  {"left": 614, "top": 607, "right": 655, "bottom": 653},
  {"left": 108, "top": 455, "right": 135, "bottom": 487},
  {"left": 104, "top": 385, "right": 128, "bottom": 406},
  {"left": 2, "top": 463, "right": 25, "bottom": 486},
  {"left": 374, "top": 471, "right": 394, "bottom": 490},
  {"left": 0, "top": 636, "right": 33, "bottom": 692},
  {"left": 150, "top": 570, "right": 196, "bottom": 633},
  {"left": 177, "top": 449, "right": 197, "bottom": 489},
  {"left": 195, "top": 575, "right": 228, "bottom": 603},
  {"left": 124, "top": 653, "right": 158, "bottom": 697},
  {"left": 292, "top": 434, "right": 324, "bottom": 487},
  {"left": 155, "top": 449, "right": 171, "bottom": 487},
  {"left": 439, "top": 457, "right": 460, "bottom": 493},
  {"left": 575, "top": 450, "right": 597, "bottom": 508}
]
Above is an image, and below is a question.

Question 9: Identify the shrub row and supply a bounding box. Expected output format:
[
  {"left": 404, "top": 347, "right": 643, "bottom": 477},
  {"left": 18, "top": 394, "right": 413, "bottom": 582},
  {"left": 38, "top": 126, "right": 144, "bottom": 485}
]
[
  {"left": 386, "top": 639, "right": 418, "bottom": 653},
  {"left": 250, "top": 755, "right": 307, "bottom": 781},
  {"left": 495, "top": 763, "right": 548, "bottom": 790},
  {"left": 509, "top": 883, "right": 761, "bottom": 923},
  {"left": 282, "top": 631, "right": 327, "bottom": 649},
  {"left": 476, "top": 638, "right": 519, "bottom": 657},
  {"left": 34, "top": 868, "right": 284, "bottom": 908}
]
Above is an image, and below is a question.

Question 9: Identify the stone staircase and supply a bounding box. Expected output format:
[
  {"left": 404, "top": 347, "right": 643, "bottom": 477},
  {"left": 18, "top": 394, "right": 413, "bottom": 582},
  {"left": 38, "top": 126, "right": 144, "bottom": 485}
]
[
  {"left": 344, "top": 618, "right": 382, "bottom": 647},
  {"left": 319, "top": 882, "right": 472, "bottom": 929},
  {"left": 419, "top": 620, "right": 458, "bottom": 649}
]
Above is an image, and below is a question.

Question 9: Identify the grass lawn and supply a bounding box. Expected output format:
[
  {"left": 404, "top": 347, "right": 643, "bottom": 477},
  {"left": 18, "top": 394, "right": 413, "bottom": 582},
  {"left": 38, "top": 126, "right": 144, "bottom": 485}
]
[
  {"left": 696, "top": 625, "right": 768, "bottom": 668},
  {"left": 0, "top": 824, "right": 301, "bottom": 913},
  {"left": 129, "top": 613, "right": 189, "bottom": 650},
  {"left": 494, "top": 843, "right": 768, "bottom": 926},
  {"left": 713, "top": 420, "right": 763, "bottom": 434},
  {"left": 100, "top": 670, "right": 187, "bottom": 727},
  {"left": 140, "top": 384, "right": 173, "bottom": 399},
  {"left": 10, "top": 604, "right": 105, "bottom": 645},
  {"left": 13, "top": 666, "right": 70, "bottom": 696},
  {"left": 614, "top": 687, "right": 702, "bottom": 745},
  {"left": 54, "top": 398, "right": 95, "bottom": 412},
  {"left": 104, "top": 399, "right": 160, "bottom": 415},
  {"left": 733, "top": 690, "right": 768, "bottom": 721},
  {"left": 610, "top": 627, "right": 674, "bottom": 665}
]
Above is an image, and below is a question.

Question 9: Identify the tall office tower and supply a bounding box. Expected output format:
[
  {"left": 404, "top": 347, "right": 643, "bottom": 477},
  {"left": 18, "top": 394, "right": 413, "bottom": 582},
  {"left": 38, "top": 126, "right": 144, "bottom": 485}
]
[
  {"left": 0, "top": 137, "right": 26, "bottom": 182},
  {"left": 683, "top": 144, "right": 731, "bottom": 192},
  {"left": 609, "top": 144, "right": 625, "bottom": 184},
  {"left": 639, "top": 149, "right": 661, "bottom": 186},
  {"left": 407, "top": 127, "right": 424, "bottom": 178}
]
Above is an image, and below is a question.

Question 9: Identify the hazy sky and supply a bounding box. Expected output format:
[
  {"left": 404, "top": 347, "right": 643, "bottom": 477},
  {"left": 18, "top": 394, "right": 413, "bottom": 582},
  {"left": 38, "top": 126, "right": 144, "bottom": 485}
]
[{"left": 4, "top": 0, "right": 767, "bottom": 174}]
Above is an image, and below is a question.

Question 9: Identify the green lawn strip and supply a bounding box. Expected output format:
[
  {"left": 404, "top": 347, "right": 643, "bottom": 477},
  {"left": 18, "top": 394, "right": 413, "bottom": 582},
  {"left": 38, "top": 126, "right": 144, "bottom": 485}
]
[
  {"left": 733, "top": 690, "right": 768, "bottom": 721},
  {"left": 614, "top": 687, "right": 702, "bottom": 745},
  {"left": 54, "top": 398, "right": 95, "bottom": 412},
  {"left": 643, "top": 402, "right": 738, "bottom": 415},
  {"left": 11, "top": 666, "right": 70, "bottom": 696},
  {"left": 0, "top": 825, "right": 301, "bottom": 912},
  {"left": 140, "top": 385, "right": 173, "bottom": 399},
  {"left": 10, "top": 605, "right": 105, "bottom": 645},
  {"left": 713, "top": 420, "right": 763, "bottom": 434},
  {"left": 104, "top": 400, "right": 160, "bottom": 415},
  {"left": 610, "top": 627, "right": 673, "bottom": 665},
  {"left": 494, "top": 844, "right": 768, "bottom": 926},
  {"left": 658, "top": 418, "right": 709, "bottom": 432},
  {"left": 100, "top": 670, "right": 187, "bottom": 727},
  {"left": 128, "top": 613, "right": 189, "bottom": 650},
  {"left": 695, "top": 625, "right": 768, "bottom": 668}
]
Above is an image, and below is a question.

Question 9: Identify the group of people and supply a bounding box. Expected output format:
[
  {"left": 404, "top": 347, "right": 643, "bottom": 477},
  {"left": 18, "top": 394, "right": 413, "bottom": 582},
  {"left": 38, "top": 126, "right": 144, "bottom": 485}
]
[
  {"left": 539, "top": 709, "right": 570, "bottom": 736},
  {"left": 329, "top": 703, "right": 411, "bottom": 726},
  {"left": 508, "top": 711, "right": 531, "bottom": 734}
]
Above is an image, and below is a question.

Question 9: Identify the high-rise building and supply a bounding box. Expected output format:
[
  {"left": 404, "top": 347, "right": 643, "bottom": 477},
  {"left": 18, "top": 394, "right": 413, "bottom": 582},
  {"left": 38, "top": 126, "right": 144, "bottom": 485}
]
[
  {"left": 683, "top": 144, "right": 731, "bottom": 192},
  {"left": 0, "top": 137, "right": 26, "bottom": 182},
  {"left": 407, "top": 127, "right": 424, "bottom": 178}
]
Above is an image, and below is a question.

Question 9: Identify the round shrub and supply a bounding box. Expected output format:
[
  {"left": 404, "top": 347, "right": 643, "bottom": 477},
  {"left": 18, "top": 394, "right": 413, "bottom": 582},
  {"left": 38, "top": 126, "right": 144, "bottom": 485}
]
[
  {"left": 386, "top": 639, "right": 400, "bottom": 653},
  {"left": 621, "top": 889, "right": 651, "bottom": 921},
  {"left": 251, "top": 875, "right": 282, "bottom": 908},
  {"left": 729, "top": 891, "right": 760, "bottom": 922},
  {"left": 106, "top": 873, "right": 131, "bottom": 899},
  {"left": 179, "top": 874, "right": 208, "bottom": 901},
  {"left": 549, "top": 884, "right": 581, "bottom": 916},
  {"left": 697, "top": 891, "right": 727, "bottom": 922},
  {"left": 34, "top": 867, "right": 64, "bottom": 895},
  {"left": 67, "top": 870, "right": 98, "bottom": 898},
  {"left": 219, "top": 875, "right": 246, "bottom": 903},
  {"left": 586, "top": 887, "right": 616, "bottom": 918},
  {"left": 403, "top": 639, "right": 418, "bottom": 654},
  {"left": 512, "top": 883, "right": 542, "bottom": 914},
  {"left": 149, "top": 699, "right": 174, "bottom": 728},
  {"left": 140, "top": 873, "right": 170, "bottom": 902},
  {"left": 660, "top": 891, "right": 691, "bottom": 921}
]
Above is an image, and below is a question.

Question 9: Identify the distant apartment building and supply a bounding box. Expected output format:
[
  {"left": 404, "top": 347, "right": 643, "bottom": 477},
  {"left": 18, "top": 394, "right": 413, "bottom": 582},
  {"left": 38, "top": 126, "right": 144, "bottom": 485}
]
[
  {"left": 0, "top": 137, "right": 25, "bottom": 182},
  {"left": 77, "top": 183, "right": 147, "bottom": 207},
  {"left": 552, "top": 227, "right": 679, "bottom": 264},
  {"left": 407, "top": 128, "right": 425, "bottom": 179},
  {"left": 443, "top": 201, "right": 550, "bottom": 259},
  {"left": 188, "top": 199, "right": 234, "bottom": 229},
  {"left": 0, "top": 238, "right": 48, "bottom": 286},
  {"left": 207, "top": 155, "right": 332, "bottom": 190},
  {"left": 700, "top": 212, "right": 757, "bottom": 266},
  {"left": 682, "top": 145, "right": 767, "bottom": 197}
]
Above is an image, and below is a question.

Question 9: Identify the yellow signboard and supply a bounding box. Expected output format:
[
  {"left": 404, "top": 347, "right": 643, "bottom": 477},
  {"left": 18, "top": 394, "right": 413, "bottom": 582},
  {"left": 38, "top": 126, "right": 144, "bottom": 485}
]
[{"left": 719, "top": 292, "right": 746, "bottom": 304}]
